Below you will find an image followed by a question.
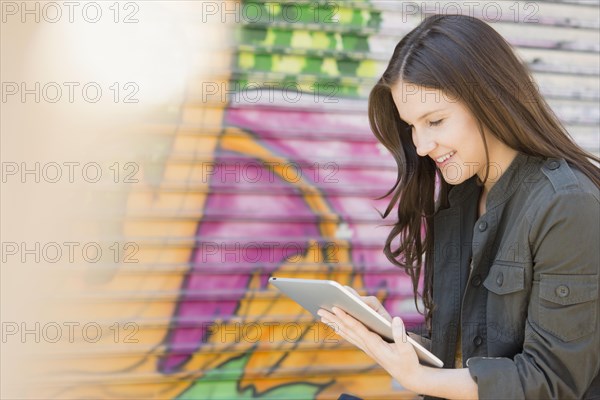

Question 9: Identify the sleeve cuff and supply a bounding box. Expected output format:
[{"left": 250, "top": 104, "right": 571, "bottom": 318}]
[{"left": 466, "top": 357, "right": 525, "bottom": 400}]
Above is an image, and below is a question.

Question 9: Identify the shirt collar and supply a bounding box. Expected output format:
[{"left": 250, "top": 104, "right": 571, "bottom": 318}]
[{"left": 447, "top": 151, "right": 534, "bottom": 208}]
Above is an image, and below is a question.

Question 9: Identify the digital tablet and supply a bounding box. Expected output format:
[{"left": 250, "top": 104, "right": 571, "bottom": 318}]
[{"left": 269, "top": 277, "right": 443, "bottom": 368}]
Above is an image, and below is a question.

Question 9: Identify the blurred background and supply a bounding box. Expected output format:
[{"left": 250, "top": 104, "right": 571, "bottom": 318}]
[{"left": 1, "top": 1, "right": 598, "bottom": 399}]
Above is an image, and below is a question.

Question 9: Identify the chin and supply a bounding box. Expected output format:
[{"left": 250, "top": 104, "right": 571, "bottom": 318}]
[{"left": 440, "top": 163, "right": 474, "bottom": 185}]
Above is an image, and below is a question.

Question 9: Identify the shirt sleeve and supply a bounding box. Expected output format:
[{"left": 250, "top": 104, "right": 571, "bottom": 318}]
[{"left": 467, "top": 190, "right": 600, "bottom": 399}]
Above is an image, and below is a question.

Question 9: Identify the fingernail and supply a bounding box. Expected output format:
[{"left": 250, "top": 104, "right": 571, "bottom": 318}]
[{"left": 393, "top": 317, "right": 402, "bottom": 327}]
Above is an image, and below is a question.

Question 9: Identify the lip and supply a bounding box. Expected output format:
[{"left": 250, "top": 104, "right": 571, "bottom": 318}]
[{"left": 434, "top": 151, "right": 456, "bottom": 167}]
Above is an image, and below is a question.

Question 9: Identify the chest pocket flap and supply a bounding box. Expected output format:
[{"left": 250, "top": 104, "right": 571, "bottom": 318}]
[
  {"left": 538, "top": 274, "right": 598, "bottom": 341},
  {"left": 540, "top": 274, "right": 598, "bottom": 305},
  {"left": 484, "top": 262, "right": 525, "bottom": 295}
]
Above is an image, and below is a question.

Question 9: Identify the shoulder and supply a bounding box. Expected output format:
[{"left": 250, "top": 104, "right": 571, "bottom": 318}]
[
  {"left": 514, "top": 156, "right": 599, "bottom": 217},
  {"left": 538, "top": 157, "right": 599, "bottom": 199},
  {"left": 515, "top": 156, "right": 599, "bottom": 242}
]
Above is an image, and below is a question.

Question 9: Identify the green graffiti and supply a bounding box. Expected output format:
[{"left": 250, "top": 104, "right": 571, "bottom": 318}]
[
  {"left": 235, "top": 0, "right": 382, "bottom": 99},
  {"left": 177, "top": 353, "right": 324, "bottom": 400}
]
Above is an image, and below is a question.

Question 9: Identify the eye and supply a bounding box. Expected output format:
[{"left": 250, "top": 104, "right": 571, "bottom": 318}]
[{"left": 428, "top": 119, "right": 443, "bottom": 127}]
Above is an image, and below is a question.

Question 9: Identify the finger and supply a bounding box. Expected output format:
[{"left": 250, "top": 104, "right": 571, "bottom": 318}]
[
  {"left": 331, "top": 307, "right": 369, "bottom": 339},
  {"left": 319, "top": 313, "right": 339, "bottom": 330},
  {"left": 323, "top": 318, "right": 343, "bottom": 333},
  {"left": 361, "top": 297, "right": 392, "bottom": 323},
  {"left": 344, "top": 285, "right": 360, "bottom": 297},
  {"left": 332, "top": 307, "right": 385, "bottom": 349},
  {"left": 323, "top": 319, "right": 341, "bottom": 335},
  {"left": 333, "top": 307, "right": 379, "bottom": 340},
  {"left": 392, "top": 317, "right": 407, "bottom": 344},
  {"left": 332, "top": 324, "right": 359, "bottom": 346},
  {"left": 361, "top": 296, "right": 383, "bottom": 311},
  {"left": 319, "top": 309, "right": 344, "bottom": 328},
  {"left": 321, "top": 315, "right": 361, "bottom": 347},
  {"left": 326, "top": 312, "right": 375, "bottom": 356},
  {"left": 330, "top": 307, "right": 352, "bottom": 329},
  {"left": 332, "top": 306, "right": 352, "bottom": 320},
  {"left": 317, "top": 308, "right": 334, "bottom": 319},
  {"left": 319, "top": 309, "right": 377, "bottom": 357},
  {"left": 319, "top": 310, "right": 346, "bottom": 335}
]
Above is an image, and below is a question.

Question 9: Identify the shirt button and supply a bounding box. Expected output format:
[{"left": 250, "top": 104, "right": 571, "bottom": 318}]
[
  {"left": 496, "top": 272, "right": 504, "bottom": 287},
  {"left": 478, "top": 221, "right": 488, "bottom": 232},
  {"left": 547, "top": 160, "right": 560, "bottom": 170},
  {"left": 471, "top": 274, "right": 482, "bottom": 287},
  {"left": 556, "top": 285, "right": 570, "bottom": 298},
  {"left": 473, "top": 336, "right": 483, "bottom": 347}
]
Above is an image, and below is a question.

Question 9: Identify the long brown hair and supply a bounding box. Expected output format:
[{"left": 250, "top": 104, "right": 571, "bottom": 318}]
[{"left": 368, "top": 14, "right": 600, "bottom": 329}]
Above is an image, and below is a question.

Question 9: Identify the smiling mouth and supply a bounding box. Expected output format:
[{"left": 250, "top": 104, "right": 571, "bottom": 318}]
[{"left": 434, "top": 151, "right": 456, "bottom": 164}]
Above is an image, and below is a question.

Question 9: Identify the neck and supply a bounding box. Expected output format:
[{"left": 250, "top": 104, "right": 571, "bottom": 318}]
[{"left": 478, "top": 147, "right": 518, "bottom": 195}]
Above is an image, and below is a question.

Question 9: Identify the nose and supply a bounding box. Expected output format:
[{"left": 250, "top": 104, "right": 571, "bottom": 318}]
[{"left": 412, "top": 129, "right": 437, "bottom": 157}]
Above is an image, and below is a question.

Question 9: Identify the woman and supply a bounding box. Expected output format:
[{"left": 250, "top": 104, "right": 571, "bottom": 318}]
[{"left": 318, "top": 14, "right": 600, "bottom": 400}]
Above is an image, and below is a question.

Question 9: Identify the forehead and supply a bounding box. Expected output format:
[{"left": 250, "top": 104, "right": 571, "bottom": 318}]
[{"left": 390, "top": 81, "right": 452, "bottom": 121}]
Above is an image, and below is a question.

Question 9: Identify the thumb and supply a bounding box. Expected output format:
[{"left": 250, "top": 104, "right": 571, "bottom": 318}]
[{"left": 392, "top": 317, "right": 407, "bottom": 344}]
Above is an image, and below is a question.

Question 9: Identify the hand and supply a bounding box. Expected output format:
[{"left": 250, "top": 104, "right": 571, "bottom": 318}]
[
  {"left": 317, "top": 307, "right": 423, "bottom": 391},
  {"left": 343, "top": 286, "right": 392, "bottom": 323}
]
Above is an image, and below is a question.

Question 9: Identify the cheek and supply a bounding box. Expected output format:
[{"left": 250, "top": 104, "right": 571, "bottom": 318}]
[{"left": 456, "top": 120, "right": 483, "bottom": 151}]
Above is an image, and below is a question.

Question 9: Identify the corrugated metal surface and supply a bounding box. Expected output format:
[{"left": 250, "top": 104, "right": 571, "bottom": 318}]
[{"left": 32, "top": 1, "right": 598, "bottom": 399}]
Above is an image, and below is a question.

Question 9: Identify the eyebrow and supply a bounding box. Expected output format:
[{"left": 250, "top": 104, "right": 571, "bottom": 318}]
[{"left": 400, "top": 108, "right": 446, "bottom": 125}]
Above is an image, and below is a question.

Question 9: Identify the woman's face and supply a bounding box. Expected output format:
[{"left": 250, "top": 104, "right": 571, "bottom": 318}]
[{"left": 391, "top": 81, "right": 501, "bottom": 186}]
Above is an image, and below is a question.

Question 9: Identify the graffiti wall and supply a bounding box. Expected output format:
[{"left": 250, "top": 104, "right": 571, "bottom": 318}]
[{"left": 21, "top": 1, "right": 598, "bottom": 399}]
